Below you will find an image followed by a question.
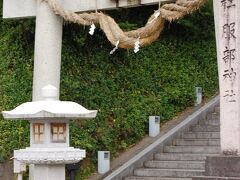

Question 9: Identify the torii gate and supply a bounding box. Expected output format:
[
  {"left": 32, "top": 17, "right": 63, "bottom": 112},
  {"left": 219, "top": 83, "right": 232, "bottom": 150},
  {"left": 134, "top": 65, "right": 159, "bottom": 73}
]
[{"left": 3, "top": 0, "right": 173, "bottom": 101}]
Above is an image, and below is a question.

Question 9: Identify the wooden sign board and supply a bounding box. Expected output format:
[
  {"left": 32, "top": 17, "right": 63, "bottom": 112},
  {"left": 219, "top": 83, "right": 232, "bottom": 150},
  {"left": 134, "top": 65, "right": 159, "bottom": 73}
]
[{"left": 3, "top": 0, "right": 172, "bottom": 19}]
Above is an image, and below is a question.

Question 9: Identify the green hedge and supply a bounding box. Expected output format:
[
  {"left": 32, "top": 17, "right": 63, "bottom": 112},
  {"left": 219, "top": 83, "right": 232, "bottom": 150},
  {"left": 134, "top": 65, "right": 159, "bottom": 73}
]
[{"left": 0, "top": 1, "right": 218, "bottom": 179}]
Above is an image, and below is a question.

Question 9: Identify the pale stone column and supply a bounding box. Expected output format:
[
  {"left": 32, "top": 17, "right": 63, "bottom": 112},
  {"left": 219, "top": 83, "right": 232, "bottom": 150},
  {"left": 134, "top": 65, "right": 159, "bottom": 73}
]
[
  {"left": 34, "top": 165, "right": 65, "bottom": 180},
  {"left": 32, "top": 0, "right": 63, "bottom": 101},
  {"left": 213, "top": 0, "right": 240, "bottom": 154},
  {"left": 30, "top": 0, "right": 63, "bottom": 179}
]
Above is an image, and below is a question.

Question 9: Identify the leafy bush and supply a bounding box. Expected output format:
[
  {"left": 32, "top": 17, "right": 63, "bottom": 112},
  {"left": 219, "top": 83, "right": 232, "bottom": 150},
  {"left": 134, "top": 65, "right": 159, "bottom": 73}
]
[{"left": 0, "top": 0, "right": 218, "bottom": 179}]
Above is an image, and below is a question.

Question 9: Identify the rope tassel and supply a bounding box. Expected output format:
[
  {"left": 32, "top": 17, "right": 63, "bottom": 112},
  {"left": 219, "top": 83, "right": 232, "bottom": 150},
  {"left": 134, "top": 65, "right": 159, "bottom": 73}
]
[
  {"left": 89, "top": 23, "right": 96, "bottom": 35},
  {"left": 134, "top": 38, "right": 140, "bottom": 53},
  {"left": 110, "top": 40, "right": 120, "bottom": 55}
]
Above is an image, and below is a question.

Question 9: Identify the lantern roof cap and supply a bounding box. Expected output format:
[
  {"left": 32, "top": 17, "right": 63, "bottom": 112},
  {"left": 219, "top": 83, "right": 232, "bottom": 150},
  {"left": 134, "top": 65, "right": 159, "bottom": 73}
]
[{"left": 2, "top": 100, "right": 97, "bottom": 120}]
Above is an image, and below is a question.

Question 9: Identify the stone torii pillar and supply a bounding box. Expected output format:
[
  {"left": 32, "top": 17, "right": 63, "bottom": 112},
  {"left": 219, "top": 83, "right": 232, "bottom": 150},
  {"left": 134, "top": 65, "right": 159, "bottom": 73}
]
[{"left": 32, "top": 0, "right": 63, "bottom": 101}]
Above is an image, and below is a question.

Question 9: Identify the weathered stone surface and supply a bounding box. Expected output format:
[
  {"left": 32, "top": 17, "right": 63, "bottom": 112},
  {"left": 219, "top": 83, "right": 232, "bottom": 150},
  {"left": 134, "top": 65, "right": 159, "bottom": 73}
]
[
  {"left": 173, "top": 139, "right": 220, "bottom": 146},
  {"left": 205, "top": 156, "right": 240, "bottom": 177},
  {"left": 144, "top": 160, "right": 205, "bottom": 169},
  {"left": 134, "top": 168, "right": 204, "bottom": 177}
]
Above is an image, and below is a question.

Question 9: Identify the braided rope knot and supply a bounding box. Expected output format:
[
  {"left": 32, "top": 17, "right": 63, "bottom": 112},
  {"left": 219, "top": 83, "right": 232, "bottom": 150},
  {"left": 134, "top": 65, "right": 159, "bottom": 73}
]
[{"left": 44, "top": 0, "right": 205, "bottom": 49}]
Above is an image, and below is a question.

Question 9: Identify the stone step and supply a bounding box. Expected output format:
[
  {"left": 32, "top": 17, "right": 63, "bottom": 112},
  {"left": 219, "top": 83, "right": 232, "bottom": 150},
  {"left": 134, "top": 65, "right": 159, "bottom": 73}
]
[
  {"left": 173, "top": 139, "right": 220, "bottom": 146},
  {"left": 125, "top": 176, "right": 192, "bottom": 180},
  {"left": 164, "top": 146, "right": 221, "bottom": 154},
  {"left": 183, "top": 132, "right": 220, "bottom": 139},
  {"left": 134, "top": 168, "right": 204, "bottom": 177},
  {"left": 155, "top": 153, "right": 219, "bottom": 161},
  {"left": 207, "top": 113, "right": 219, "bottom": 120},
  {"left": 190, "top": 125, "right": 220, "bottom": 132},
  {"left": 215, "top": 106, "right": 220, "bottom": 113},
  {"left": 198, "top": 119, "right": 220, "bottom": 126},
  {"left": 144, "top": 160, "right": 205, "bottom": 169},
  {"left": 193, "top": 176, "right": 240, "bottom": 180}
]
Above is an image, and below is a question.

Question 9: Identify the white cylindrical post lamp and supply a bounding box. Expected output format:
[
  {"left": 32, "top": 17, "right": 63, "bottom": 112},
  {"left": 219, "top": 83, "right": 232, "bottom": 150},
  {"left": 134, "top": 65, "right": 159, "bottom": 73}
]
[
  {"left": 195, "top": 87, "right": 203, "bottom": 106},
  {"left": 98, "top": 151, "right": 110, "bottom": 174},
  {"left": 149, "top": 116, "right": 160, "bottom": 137}
]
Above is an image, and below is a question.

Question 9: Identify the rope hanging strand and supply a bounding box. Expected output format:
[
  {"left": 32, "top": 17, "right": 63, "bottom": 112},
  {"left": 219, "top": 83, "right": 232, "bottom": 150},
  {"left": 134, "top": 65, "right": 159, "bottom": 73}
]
[
  {"left": 44, "top": 0, "right": 206, "bottom": 49},
  {"left": 88, "top": 0, "right": 98, "bottom": 35}
]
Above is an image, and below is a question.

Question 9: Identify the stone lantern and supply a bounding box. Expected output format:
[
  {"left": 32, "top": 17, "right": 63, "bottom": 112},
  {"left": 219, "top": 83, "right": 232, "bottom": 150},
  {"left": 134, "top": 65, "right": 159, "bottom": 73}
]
[{"left": 2, "top": 85, "right": 97, "bottom": 180}]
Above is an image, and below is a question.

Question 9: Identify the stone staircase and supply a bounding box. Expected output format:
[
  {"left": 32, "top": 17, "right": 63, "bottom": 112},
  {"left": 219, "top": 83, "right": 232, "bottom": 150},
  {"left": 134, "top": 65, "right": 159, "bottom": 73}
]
[{"left": 125, "top": 106, "right": 220, "bottom": 180}]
